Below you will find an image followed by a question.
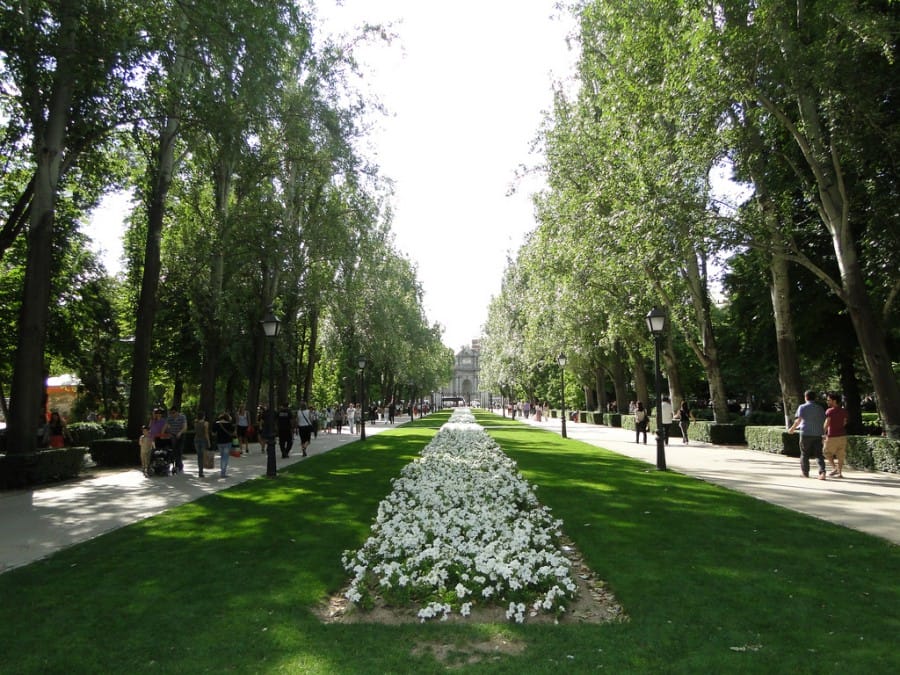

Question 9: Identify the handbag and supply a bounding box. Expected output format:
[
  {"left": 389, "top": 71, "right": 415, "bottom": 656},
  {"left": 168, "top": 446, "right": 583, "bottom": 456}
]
[
  {"left": 232, "top": 436, "right": 240, "bottom": 448},
  {"left": 203, "top": 450, "right": 214, "bottom": 469}
]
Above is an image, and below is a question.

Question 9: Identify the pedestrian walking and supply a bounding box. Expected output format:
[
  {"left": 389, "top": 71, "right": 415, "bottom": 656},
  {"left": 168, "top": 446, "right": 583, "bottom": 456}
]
[
  {"left": 788, "top": 390, "right": 828, "bottom": 479},
  {"left": 297, "top": 401, "right": 313, "bottom": 457},
  {"left": 214, "top": 413, "right": 236, "bottom": 478},
  {"left": 194, "top": 412, "right": 210, "bottom": 478},
  {"left": 824, "top": 392, "right": 849, "bottom": 478},
  {"left": 634, "top": 402, "right": 649, "bottom": 444},
  {"left": 675, "top": 400, "right": 693, "bottom": 444},
  {"left": 166, "top": 405, "right": 187, "bottom": 474}
]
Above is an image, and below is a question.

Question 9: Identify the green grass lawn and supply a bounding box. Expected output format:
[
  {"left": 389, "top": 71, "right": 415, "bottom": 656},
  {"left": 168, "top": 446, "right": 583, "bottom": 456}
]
[{"left": 1, "top": 410, "right": 897, "bottom": 673}]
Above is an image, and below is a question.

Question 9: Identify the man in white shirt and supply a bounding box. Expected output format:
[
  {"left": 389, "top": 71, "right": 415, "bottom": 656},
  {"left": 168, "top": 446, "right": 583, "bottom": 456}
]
[{"left": 660, "top": 396, "right": 674, "bottom": 446}]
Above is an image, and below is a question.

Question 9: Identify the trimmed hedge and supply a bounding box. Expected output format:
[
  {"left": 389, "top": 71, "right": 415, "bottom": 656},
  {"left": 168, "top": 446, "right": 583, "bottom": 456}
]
[
  {"left": 870, "top": 438, "right": 900, "bottom": 473},
  {"left": 0, "top": 447, "right": 87, "bottom": 489},
  {"left": 687, "top": 421, "right": 747, "bottom": 445},
  {"left": 745, "top": 426, "right": 800, "bottom": 456},
  {"left": 603, "top": 413, "right": 622, "bottom": 428},
  {"left": 745, "top": 426, "right": 900, "bottom": 473},
  {"left": 89, "top": 438, "right": 140, "bottom": 467},
  {"left": 89, "top": 432, "right": 200, "bottom": 469},
  {"left": 67, "top": 422, "right": 107, "bottom": 446}
]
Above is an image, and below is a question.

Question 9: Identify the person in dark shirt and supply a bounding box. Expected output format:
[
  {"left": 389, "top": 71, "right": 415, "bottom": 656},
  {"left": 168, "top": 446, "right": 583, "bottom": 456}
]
[{"left": 277, "top": 403, "right": 294, "bottom": 458}]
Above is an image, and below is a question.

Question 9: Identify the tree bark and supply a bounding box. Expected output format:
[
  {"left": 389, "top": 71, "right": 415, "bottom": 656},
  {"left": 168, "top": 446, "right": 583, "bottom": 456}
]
[
  {"left": 606, "top": 348, "right": 628, "bottom": 414},
  {"left": 303, "top": 307, "right": 319, "bottom": 404},
  {"left": 6, "top": 9, "right": 77, "bottom": 453},
  {"left": 594, "top": 366, "right": 607, "bottom": 412},
  {"left": 769, "top": 243, "right": 804, "bottom": 426},
  {"left": 682, "top": 253, "right": 730, "bottom": 422},
  {"left": 630, "top": 347, "right": 650, "bottom": 408}
]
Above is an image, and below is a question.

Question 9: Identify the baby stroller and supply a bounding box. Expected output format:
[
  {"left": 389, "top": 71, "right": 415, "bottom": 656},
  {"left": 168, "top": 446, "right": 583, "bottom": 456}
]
[{"left": 149, "top": 445, "right": 174, "bottom": 476}]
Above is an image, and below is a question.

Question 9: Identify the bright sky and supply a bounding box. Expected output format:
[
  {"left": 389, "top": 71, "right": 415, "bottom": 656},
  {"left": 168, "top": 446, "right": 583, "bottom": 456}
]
[{"left": 85, "top": 0, "right": 578, "bottom": 352}]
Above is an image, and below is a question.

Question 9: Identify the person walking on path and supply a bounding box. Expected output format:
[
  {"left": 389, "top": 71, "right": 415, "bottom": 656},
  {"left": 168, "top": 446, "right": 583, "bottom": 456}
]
[
  {"left": 634, "top": 401, "right": 649, "bottom": 444},
  {"left": 214, "top": 413, "right": 236, "bottom": 478},
  {"left": 194, "top": 412, "right": 210, "bottom": 478},
  {"left": 277, "top": 403, "right": 294, "bottom": 458},
  {"left": 346, "top": 404, "right": 356, "bottom": 436},
  {"left": 675, "top": 400, "right": 693, "bottom": 444},
  {"left": 296, "top": 401, "right": 313, "bottom": 457},
  {"left": 824, "top": 392, "right": 849, "bottom": 478},
  {"left": 138, "top": 424, "right": 154, "bottom": 476},
  {"left": 788, "top": 390, "right": 828, "bottom": 479},
  {"left": 235, "top": 404, "right": 251, "bottom": 454},
  {"left": 166, "top": 405, "right": 187, "bottom": 474},
  {"left": 661, "top": 396, "right": 674, "bottom": 445}
]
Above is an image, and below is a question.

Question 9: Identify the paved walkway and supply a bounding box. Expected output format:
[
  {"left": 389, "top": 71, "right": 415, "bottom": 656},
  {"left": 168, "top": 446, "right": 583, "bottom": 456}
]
[
  {"left": 2, "top": 413, "right": 897, "bottom": 575},
  {"left": 0, "top": 420, "right": 402, "bottom": 574},
  {"left": 517, "top": 415, "right": 900, "bottom": 546}
]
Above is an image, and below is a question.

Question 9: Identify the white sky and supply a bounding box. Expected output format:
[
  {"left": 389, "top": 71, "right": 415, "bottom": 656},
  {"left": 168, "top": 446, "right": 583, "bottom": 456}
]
[{"left": 85, "top": 0, "right": 578, "bottom": 352}]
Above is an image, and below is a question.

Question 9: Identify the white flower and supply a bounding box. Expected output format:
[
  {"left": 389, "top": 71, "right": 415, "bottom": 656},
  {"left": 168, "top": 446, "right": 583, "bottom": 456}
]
[{"left": 342, "top": 410, "right": 578, "bottom": 622}]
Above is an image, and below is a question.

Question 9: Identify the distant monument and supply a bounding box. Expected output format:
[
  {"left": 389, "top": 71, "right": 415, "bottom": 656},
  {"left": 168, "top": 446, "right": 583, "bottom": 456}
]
[{"left": 441, "top": 342, "right": 481, "bottom": 406}]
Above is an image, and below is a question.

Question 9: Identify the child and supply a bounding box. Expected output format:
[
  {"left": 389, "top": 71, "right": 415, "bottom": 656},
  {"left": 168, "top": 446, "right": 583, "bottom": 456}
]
[{"left": 139, "top": 425, "right": 154, "bottom": 476}]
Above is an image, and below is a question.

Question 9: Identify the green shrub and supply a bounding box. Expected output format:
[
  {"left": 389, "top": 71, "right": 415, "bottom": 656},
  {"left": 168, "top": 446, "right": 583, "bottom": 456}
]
[
  {"left": 0, "top": 447, "right": 87, "bottom": 489},
  {"left": 689, "top": 421, "right": 746, "bottom": 445},
  {"left": 744, "top": 410, "right": 785, "bottom": 426},
  {"left": 102, "top": 419, "right": 127, "bottom": 438},
  {"left": 745, "top": 426, "right": 799, "bottom": 456},
  {"left": 846, "top": 437, "right": 875, "bottom": 471},
  {"left": 603, "top": 413, "right": 622, "bottom": 427},
  {"left": 90, "top": 438, "right": 139, "bottom": 467},
  {"left": 867, "top": 437, "right": 900, "bottom": 473},
  {"left": 68, "top": 422, "right": 106, "bottom": 446}
]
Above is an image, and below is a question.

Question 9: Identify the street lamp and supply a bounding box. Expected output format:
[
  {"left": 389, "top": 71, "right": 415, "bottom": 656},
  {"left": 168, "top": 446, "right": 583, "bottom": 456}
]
[
  {"left": 261, "top": 306, "right": 281, "bottom": 477},
  {"left": 646, "top": 307, "right": 667, "bottom": 471},
  {"left": 357, "top": 356, "right": 367, "bottom": 440},
  {"left": 557, "top": 352, "right": 568, "bottom": 439}
]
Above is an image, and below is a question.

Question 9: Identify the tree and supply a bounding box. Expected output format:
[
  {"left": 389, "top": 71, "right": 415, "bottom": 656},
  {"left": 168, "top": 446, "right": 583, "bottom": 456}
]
[{"left": 2, "top": 0, "right": 146, "bottom": 451}]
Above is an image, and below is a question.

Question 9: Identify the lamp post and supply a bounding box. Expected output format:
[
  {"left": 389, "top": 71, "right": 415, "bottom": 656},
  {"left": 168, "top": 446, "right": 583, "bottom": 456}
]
[
  {"left": 261, "top": 306, "right": 281, "bottom": 478},
  {"left": 557, "top": 352, "right": 568, "bottom": 439},
  {"left": 646, "top": 307, "right": 667, "bottom": 471},
  {"left": 357, "top": 356, "right": 367, "bottom": 440}
]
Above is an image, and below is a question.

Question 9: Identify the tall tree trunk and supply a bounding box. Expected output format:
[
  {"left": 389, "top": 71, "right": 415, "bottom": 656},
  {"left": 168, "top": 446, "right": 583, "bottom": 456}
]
[
  {"left": 681, "top": 254, "right": 730, "bottom": 422},
  {"left": 303, "top": 308, "right": 319, "bottom": 403},
  {"left": 294, "top": 321, "right": 308, "bottom": 405},
  {"left": 127, "top": 109, "right": 181, "bottom": 438},
  {"left": 769, "top": 243, "right": 804, "bottom": 426},
  {"left": 126, "top": 35, "right": 187, "bottom": 436},
  {"left": 661, "top": 331, "right": 681, "bottom": 407},
  {"left": 629, "top": 347, "right": 650, "bottom": 408},
  {"left": 837, "top": 346, "right": 863, "bottom": 436},
  {"left": 594, "top": 366, "right": 607, "bottom": 412},
  {"left": 198, "top": 160, "right": 234, "bottom": 416},
  {"left": 738, "top": 108, "right": 805, "bottom": 427},
  {"left": 7, "top": 9, "right": 76, "bottom": 453},
  {"left": 609, "top": 345, "right": 628, "bottom": 413}
]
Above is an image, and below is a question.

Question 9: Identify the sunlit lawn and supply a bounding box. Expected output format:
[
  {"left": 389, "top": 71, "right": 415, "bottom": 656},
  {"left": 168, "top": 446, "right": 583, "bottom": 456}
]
[{"left": 0, "top": 410, "right": 897, "bottom": 673}]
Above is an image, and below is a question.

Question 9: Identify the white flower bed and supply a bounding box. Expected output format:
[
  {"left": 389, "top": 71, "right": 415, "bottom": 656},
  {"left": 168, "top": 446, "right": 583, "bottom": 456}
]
[{"left": 341, "top": 409, "right": 578, "bottom": 623}]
